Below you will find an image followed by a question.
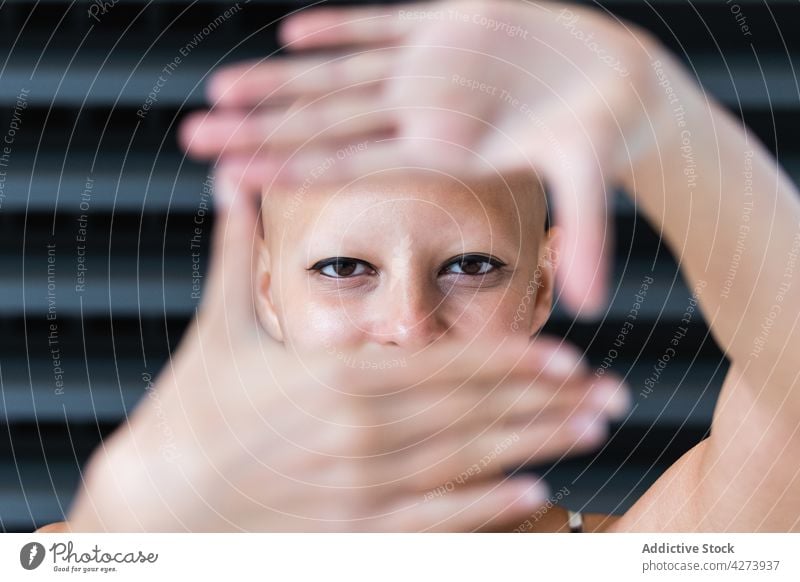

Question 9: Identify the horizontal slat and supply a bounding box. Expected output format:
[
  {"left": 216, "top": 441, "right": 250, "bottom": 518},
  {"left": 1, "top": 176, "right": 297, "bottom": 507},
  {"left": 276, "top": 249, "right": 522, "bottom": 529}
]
[
  {"left": 1, "top": 52, "right": 797, "bottom": 108},
  {"left": 0, "top": 257, "right": 203, "bottom": 317},
  {"left": 1, "top": 358, "right": 148, "bottom": 423},
  {"left": 0, "top": 0, "right": 362, "bottom": 4},
  {"left": 0, "top": 489, "right": 72, "bottom": 531},
  {"left": 0, "top": 458, "right": 81, "bottom": 531},
  {"left": 0, "top": 153, "right": 211, "bottom": 213},
  {"left": 0, "top": 0, "right": 790, "bottom": 6},
  {"left": 1, "top": 57, "right": 212, "bottom": 108}
]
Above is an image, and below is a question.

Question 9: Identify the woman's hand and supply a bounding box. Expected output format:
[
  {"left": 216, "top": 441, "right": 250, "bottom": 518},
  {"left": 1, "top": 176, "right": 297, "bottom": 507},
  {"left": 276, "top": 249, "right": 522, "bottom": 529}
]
[
  {"left": 180, "top": 0, "right": 669, "bottom": 316},
  {"left": 64, "top": 177, "right": 628, "bottom": 532}
]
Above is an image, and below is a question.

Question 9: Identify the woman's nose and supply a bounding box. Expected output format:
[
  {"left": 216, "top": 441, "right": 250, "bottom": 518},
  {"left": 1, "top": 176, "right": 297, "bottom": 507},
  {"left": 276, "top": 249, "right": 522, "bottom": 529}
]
[{"left": 372, "top": 279, "right": 449, "bottom": 348}]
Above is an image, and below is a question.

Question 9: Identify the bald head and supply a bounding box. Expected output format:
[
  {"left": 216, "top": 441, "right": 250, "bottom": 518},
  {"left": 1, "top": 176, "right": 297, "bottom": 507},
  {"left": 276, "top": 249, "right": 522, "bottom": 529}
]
[
  {"left": 253, "top": 168, "right": 559, "bottom": 351},
  {"left": 261, "top": 169, "right": 548, "bottom": 244}
]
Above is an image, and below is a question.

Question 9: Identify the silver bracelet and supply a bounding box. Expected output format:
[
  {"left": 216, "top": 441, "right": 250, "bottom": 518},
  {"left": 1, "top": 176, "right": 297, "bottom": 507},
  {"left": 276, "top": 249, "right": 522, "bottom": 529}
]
[{"left": 566, "top": 509, "right": 584, "bottom": 533}]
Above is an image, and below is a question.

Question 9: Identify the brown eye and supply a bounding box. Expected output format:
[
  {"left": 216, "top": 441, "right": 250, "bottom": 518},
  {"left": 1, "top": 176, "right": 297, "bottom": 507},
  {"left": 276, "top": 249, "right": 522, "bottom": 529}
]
[
  {"left": 443, "top": 254, "right": 504, "bottom": 276},
  {"left": 310, "top": 258, "right": 371, "bottom": 278},
  {"left": 328, "top": 261, "right": 358, "bottom": 277},
  {"left": 457, "top": 259, "right": 489, "bottom": 275}
]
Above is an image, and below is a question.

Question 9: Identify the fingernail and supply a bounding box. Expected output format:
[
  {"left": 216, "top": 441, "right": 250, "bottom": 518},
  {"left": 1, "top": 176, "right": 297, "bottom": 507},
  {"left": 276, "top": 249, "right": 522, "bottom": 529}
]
[
  {"left": 592, "top": 380, "right": 631, "bottom": 419},
  {"left": 608, "top": 385, "right": 632, "bottom": 419},
  {"left": 570, "top": 412, "right": 592, "bottom": 432},
  {"left": 570, "top": 412, "right": 605, "bottom": 442},
  {"left": 214, "top": 174, "right": 237, "bottom": 209},
  {"left": 546, "top": 349, "right": 580, "bottom": 377},
  {"left": 520, "top": 479, "right": 549, "bottom": 507},
  {"left": 279, "top": 18, "right": 306, "bottom": 45},
  {"left": 206, "top": 73, "right": 226, "bottom": 103},
  {"left": 591, "top": 383, "right": 615, "bottom": 408}
]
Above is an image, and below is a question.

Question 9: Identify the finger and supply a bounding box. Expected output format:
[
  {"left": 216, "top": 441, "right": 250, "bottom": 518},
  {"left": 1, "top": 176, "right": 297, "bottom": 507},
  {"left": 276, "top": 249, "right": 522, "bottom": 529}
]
[
  {"left": 206, "top": 51, "right": 395, "bottom": 107},
  {"left": 216, "top": 157, "right": 275, "bottom": 196},
  {"left": 180, "top": 91, "right": 394, "bottom": 159},
  {"left": 242, "top": 127, "right": 490, "bottom": 188},
  {"left": 490, "top": 408, "right": 611, "bottom": 467},
  {"left": 310, "top": 336, "right": 607, "bottom": 416},
  {"left": 216, "top": 139, "right": 405, "bottom": 194},
  {"left": 333, "top": 337, "right": 538, "bottom": 398},
  {"left": 279, "top": 5, "right": 416, "bottom": 50},
  {"left": 380, "top": 476, "right": 550, "bottom": 532},
  {"left": 379, "top": 411, "right": 609, "bottom": 490},
  {"left": 369, "top": 337, "right": 603, "bottom": 429},
  {"left": 527, "top": 334, "right": 589, "bottom": 377},
  {"left": 546, "top": 150, "right": 613, "bottom": 319},
  {"left": 368, "top": 336, "right": 590, "bottom": 395},
  {"left": 290, "top": 355, "right": 630, "bottom": 458},
  {"left": 202, "top": 172, "right": 260, "bottom": 331},
  {"left": 376, "top": 374, "right": 629, "bottom": 446}
]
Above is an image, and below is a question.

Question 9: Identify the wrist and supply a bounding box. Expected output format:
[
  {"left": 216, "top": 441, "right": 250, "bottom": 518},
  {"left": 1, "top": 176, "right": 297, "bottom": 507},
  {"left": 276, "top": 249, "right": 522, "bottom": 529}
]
[
  {"left": 618, "top": 49, "right": 736, "bottom": 215},
  {"left": 66, "top": 425, "right": 162, "bottom": 532},
  {"left": 621, "top": 50, "right": 699, "bottom": 187}
]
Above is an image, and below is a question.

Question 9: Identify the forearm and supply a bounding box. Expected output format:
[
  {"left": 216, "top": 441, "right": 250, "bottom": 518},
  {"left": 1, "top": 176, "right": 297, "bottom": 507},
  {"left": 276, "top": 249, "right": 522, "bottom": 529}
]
[{"left": 621, "top": 52, "right": 800, "bottom": 411}]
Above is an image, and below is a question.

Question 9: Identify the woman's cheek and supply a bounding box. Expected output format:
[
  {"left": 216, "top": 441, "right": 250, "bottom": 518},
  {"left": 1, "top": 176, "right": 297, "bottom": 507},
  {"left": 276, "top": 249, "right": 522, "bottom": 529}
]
[
  {"left": 440, "top": 290, "right": 513, "bottom": 340},
  {"left": 502, "top": 291, "right": 539, "bottom": 336},
  {"left": 285, "top": 299, "right": 366, "bottom": 352},
  {"left": 451, "top": 291, "right": 534, "bottom": 339}
]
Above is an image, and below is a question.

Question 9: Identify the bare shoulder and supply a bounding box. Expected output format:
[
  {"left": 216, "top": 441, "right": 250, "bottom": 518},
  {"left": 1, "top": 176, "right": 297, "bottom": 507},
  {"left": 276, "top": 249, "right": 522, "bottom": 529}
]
[{"left": 609, "top": 363, "right": 800, "bottom": 532}]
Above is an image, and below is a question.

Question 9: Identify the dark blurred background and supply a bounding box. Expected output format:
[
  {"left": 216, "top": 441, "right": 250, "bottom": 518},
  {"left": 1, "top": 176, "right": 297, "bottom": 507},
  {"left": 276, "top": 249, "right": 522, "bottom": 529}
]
[{"left": 0, "top": 0, "right": 797, "bottom": 532}]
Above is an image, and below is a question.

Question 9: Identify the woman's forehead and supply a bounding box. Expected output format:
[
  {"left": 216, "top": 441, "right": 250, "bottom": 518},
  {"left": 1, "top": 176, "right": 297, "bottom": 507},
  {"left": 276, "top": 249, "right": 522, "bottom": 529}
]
[{"left": 262, "top": 169, "right": 547, "bottom": 235}]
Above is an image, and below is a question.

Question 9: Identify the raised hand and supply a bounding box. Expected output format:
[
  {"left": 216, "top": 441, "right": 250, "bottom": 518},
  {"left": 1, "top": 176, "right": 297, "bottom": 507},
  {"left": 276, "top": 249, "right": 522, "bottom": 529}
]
[
  {"left": 180, "top": 0, "right": 668, "bottom": 316},
  {"left": 64, "top": 177, "right": 628, "bottom": 532}
]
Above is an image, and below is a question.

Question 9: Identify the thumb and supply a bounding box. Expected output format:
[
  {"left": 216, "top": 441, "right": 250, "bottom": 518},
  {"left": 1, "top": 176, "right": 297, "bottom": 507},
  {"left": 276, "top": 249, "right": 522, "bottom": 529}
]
[
  {"left": 201, "top": 171, "right": 260, "bottom": 332},
  {"left": 547, "top": 152, "right": 612, "bottom": 320}
]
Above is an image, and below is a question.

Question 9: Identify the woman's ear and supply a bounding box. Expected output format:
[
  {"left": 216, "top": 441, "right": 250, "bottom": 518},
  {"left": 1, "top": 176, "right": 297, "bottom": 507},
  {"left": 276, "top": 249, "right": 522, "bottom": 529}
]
[
  {"left": 255, "top": 240, "right": 284, "bottom": 342},
  {"left": 529, "top": 226, "right": 561, "bottom": 335}
]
